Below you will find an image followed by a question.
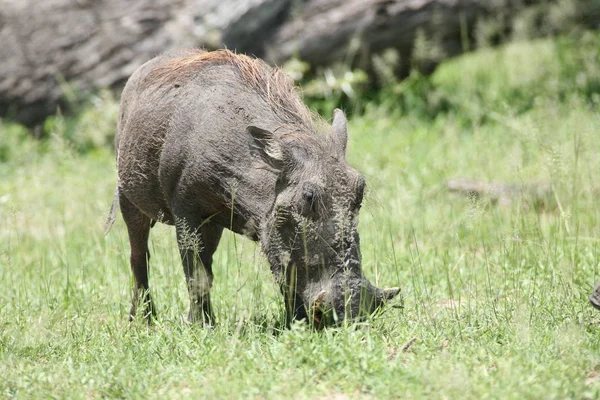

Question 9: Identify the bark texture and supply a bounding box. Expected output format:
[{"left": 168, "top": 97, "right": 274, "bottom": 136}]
[
  {"left": 0, "top": 0, "right": 289, "bottom": 125},
  {"left": 0, "top": 0, "right": 597, "bottom": 125},
  {"left": 267, "top": 0, "right": 491, "bottom": 72}
]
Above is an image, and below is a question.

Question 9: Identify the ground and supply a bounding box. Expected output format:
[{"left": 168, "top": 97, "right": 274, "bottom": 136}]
[{"left": 1, "top": 35, "right": 599, "bottom": 399}]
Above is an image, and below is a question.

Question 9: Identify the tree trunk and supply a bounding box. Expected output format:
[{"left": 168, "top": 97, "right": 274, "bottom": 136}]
[
  {"left": 0, "top": 0, "right": 289, "bottom": 126},
  {"left": 266, "top": 0, "right": 540, "bottom": 75},
  {"left": 0, "top": 0, "right": 596, "bottom": 126}
]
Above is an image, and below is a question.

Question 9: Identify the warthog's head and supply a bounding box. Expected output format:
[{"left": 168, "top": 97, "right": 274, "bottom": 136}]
[{"left": 249, "top": 109, "right": 400, "bottom": 327}]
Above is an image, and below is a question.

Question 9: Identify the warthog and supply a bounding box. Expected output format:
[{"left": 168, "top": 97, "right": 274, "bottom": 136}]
[{"left": 106, "top": 49, "right": 400, "bottom": 327}]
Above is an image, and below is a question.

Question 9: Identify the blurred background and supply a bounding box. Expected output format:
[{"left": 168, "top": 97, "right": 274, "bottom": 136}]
[{"left": 0, "top": 0, "right": 598, "bottom": 137}]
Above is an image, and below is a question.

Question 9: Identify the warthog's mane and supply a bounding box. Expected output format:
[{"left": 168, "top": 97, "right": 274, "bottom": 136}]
[{"left": 149, "top": 49, "right": 328, "bottom": 141}]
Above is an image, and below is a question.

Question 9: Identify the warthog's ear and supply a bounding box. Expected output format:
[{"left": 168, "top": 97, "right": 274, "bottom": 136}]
[
  {"left": 247, "top": 125, "right": 283, "bottom": 171},
  {"left": 332, "top": 108, "right": 348, "bottom": 158}
]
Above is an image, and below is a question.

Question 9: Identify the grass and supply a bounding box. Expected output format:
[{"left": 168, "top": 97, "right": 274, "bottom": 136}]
[{"left": 1, "top": 35, "right": 600, "bottom": 399}]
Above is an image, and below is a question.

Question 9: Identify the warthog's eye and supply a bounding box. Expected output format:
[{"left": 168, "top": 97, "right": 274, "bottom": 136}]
[
  {"left": 301, "top": 182, "right": 320, "bottom": 218},
  {"left": 353, "top": 177, "right": 366, "bottom": 210}
]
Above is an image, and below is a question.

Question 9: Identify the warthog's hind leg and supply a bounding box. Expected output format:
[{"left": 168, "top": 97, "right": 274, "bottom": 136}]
[{"left": 120, "top": 192, "right": 156, "bottom": 322}]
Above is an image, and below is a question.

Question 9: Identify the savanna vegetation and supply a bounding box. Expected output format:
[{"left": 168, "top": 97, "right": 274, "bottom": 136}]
[{"left": 1, "top": 32, "right": 600, "bottom": 399}]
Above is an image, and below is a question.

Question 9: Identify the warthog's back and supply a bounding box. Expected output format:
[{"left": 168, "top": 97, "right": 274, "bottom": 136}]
[{"left": 116, "top": 49, "right": 319, "bottom": 230}]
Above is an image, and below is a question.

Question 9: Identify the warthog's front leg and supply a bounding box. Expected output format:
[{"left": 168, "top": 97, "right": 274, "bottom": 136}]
[
  {"left": 176, "top": 220, "right": 223, "bottom": 325},
  {"left": 282, "top": 288, "right": 309, "bottom": 327}
]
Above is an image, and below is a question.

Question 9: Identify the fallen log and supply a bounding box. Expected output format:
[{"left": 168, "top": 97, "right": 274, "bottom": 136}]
[
  {"left": 0, "top": 0, "right": 289, "bottom": 126},
  {"left": 1, "top": 0, "right": 598, "bottom": 126},
  {"left": 266, "top": 0, "right": 537, "bottom": 75},
  {"left": 447, "top": 178, "right": 555, "bottom": 210}
]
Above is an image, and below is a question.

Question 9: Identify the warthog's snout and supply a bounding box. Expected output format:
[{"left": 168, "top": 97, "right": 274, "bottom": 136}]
[{"left": 305, "top": 279, "right": 401, "bottom": 328}]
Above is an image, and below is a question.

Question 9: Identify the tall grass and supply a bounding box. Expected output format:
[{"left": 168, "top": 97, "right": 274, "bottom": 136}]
[{"left": 1, "top": 35, "right": 599, "bottom": 398}]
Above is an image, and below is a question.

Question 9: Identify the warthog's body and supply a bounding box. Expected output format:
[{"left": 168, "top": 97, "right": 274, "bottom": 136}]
[{"left": 108, "top": 49, "right": 399, "bottom": 326}]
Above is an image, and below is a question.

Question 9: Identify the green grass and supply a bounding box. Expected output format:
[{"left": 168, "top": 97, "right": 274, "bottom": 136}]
[{"left": 1, "top": 35, "right": 600, "bottom": 399}]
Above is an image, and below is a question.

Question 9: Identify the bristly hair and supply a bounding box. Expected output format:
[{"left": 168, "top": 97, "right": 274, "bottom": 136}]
[{"left": 148, "top": 49, "right": 324, "bottom": 135}]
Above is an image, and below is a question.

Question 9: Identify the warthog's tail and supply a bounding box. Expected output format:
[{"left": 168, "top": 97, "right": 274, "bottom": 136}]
[{"left": 104, "top": 182, "right": 120, "bottom": 235}]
